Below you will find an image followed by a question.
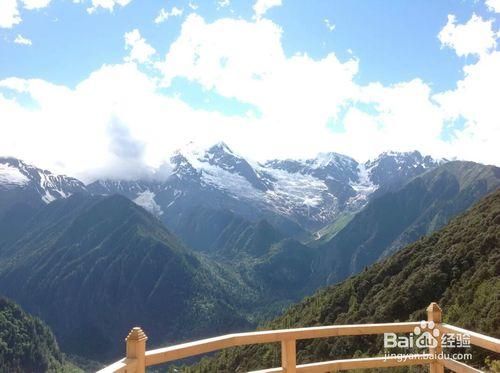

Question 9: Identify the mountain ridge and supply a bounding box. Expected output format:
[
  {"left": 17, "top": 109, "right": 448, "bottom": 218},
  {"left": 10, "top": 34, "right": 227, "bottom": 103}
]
[
  {"left": 1, "top": 148, "right": 444, "bottom": 238},
  {"left": 83, "top": 147, "right": 443, "bottom": 245}
]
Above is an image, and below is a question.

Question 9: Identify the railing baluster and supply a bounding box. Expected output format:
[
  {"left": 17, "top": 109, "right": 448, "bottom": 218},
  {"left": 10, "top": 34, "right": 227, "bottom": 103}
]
[
  {"left": 427, "top": 303, "right": 444, "bottom": 373},
  {"left": 125, "top": 327, "right": 148, "bottom": 373},
  {"left": 281, "top": 339, "right": 296, "bottom": 373}
]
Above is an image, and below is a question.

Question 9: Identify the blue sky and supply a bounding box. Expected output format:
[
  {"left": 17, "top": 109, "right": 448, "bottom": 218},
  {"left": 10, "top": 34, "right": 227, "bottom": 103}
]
[
  {"left": 0, "top": 0, "right": 499, "bottom": 179},
  {"left": 0, "top": 0, "right": 492, "bottom": 88}
]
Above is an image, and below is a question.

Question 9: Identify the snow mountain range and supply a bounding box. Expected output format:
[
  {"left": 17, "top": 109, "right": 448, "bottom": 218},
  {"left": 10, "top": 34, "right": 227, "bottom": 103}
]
[
  {"left": 0, "top": 157, "right": 87, "bottom": 219},
  {"left": 0, "top": 146, "right": 442, "bottom": 237}
]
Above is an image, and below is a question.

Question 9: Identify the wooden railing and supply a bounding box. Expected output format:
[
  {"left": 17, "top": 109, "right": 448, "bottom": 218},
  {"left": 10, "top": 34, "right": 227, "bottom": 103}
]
[{"left": 97, "top": 303, "right": 500, "bottom": 373}]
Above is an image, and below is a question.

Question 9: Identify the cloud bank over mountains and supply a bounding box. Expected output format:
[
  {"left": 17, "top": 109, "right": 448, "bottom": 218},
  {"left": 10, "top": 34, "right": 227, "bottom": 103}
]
[{"left": 0, "top": 0, "right": 499, "bottom": 181}]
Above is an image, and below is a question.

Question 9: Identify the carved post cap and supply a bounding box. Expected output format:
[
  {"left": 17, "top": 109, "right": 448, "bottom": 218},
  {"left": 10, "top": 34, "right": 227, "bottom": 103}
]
[
  {"left": 126, "top": 327, "right": 148, "bottom": 342},
  {"left": 426, "top": 302, "right": 442, "bottom": 313},
  {"left": 125, "top": 327, "right": 148, "bottom": 373},
  {"left": 426, "top": 302, "right": 442, "bottom": 322}
]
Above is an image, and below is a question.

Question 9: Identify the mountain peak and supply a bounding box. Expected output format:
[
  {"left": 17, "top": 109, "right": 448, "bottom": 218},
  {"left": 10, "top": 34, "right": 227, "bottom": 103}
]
[
  {"left": 173, "top": 141, "right": 235, "bottom": 158},
  {"left": 368, "top": 150, "right": 437, "bottom": 168},
  {"left": 378, "top": 150, "right": 421, "bottom": 158},
  {"left": 0, "top": 158, "right": 30, "bottom": 188},
  {"left": 0, "top": 157, "right": 87, "bottom": 203},
  {"left": 208, "top": 141, "right": 234, "bottom": 155},
  {"left": 365, "top": 150, "right": 441, "bottom": 192},
  {"left": 310, "top": 152, "right": 358, "bottom": 169}
]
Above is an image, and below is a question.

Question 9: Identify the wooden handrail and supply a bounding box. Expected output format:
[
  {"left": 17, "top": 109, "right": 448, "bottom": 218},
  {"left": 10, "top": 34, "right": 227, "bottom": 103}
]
[
  {"left": 249, "top": 354, "right": 435, "bottom": 373},
  {"left": 442, "top": 359, "right": 483, "bottom": 373},
  {"left": 439, "top": 324, "right": 500, "bottom": 353},
  {"left": 97, "top": 303, "right": 500, "bottom": 373},
  {"left": 97, "top": 358, "right": 136, "bottom": 373},
  {"left": 144, "top": 321, "right": 420, "bottom": 366}
]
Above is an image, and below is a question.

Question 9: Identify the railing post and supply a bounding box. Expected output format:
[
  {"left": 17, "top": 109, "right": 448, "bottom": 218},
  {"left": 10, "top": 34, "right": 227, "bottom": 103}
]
[
  {"left": 427, "top": 303, "right": 444, "bottom": 373},
  {"left": 281, "top": 339, "right": 296, "bottom": 373},
  {"left": 126, "top": 327, "right": 148, "bottom": 373}
]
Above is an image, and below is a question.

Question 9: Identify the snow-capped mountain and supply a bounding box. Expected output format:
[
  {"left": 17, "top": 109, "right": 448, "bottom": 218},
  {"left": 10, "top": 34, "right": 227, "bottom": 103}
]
[
  {"left": 264, "top": 152, "right": 363, "bottom": 211},
  {"left": 365, "top": 151, "right": 442, "bottom": 192},
  {"left": 0, "top": 157, "right": 88, "bottom": 218},
  {"left": 265, "top": 152, "right": 359, "bottom": 185},
  {"left": 0, "top": 146, "right": 441, "bottom": 239},
  {"left": 86, "top": 143, "right": 442, "bottom": 235}
]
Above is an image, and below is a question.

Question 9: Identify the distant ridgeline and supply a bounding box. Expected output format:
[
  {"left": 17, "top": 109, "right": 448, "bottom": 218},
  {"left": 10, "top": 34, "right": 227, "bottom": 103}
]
[{"left": 187, "top": 189, "right": 500, "bottom": 372}]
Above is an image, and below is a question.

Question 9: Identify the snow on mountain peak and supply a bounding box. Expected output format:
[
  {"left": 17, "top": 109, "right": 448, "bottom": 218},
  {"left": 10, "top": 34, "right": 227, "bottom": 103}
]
[
  {"left": 310, "top": 152, "right": 358, "bottom": 170},
  {"left": 0, "top": 157, "right": 87, "bottom": 203},
  {"left": 1, "top": 147, "right": 444, "bottom": 232},
  {"left": 173, "top": 141, "right": 237, "bottom": 168},
  {"left": 207, "top": 141, "right": 234, "bottom": 155},
  {"left": 364, "top": 150, "right": 440, "bottom": 189},
  {"left": 0, "top": 162, "right": 30, "bottom": 188},
  {"left": 133, "top": 190, "right": 164, "bottom": 217}
]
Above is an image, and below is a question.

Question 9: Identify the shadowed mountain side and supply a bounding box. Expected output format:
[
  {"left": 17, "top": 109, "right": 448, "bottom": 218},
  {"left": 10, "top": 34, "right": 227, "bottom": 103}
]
[{"left": 171, "top": 206, "right": 285, "bottom": 257}]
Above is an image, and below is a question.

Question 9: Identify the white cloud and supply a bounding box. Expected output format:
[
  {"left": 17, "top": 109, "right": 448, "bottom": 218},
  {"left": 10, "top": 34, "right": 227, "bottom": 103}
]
[
  {"left": 1, "top": 11, "right": 499, "bottom": 183},
  {"left": 217, "top": 0, "right": 230, "bottom": 9},
  {"left": 14, "top": 34, "right": 32, "bottom": 45},
  {"left": 433, "top": 11, "right": 500, "bottom": 165},
  {"left": 485, "top": 0, "right": 500, "bottom": 13},
  {"left": 20, "top": 0, "right": 52, "bottom": 10},
  {"left": 0, "top": 0, "right": 54, "bottom": 28},
  {"left": 0, "top": 0, "right": 21, "bottom": 28},
  {"left": 340, "top": 79, "right": 447, "bottom": 159},
  {"left": 159, "top": 14, "right": 358, "bottom": 137},
  {"left": 124, "top": 29, "right": 156, "bottom": 63},
  {"left": 438, "top": 14, "right": 498, "bottom": 57},
  {"left": 0, "top": 64, "right": 262, "bottom": 181},
  {"left": 324, "top": 18, "right": 335, "bottom": 32},
  {"left": 87, "top": 0, "right": 132, "bottom": 14},
  {"left": 154, "top": 6, "right": 183, "bottom": 24},
  {"left": 253, "top": 0, "right": 281, "bottom": 19},
  {"left": 154, "top": 13, "right": 498, "bottom": 164},
  {"left": 188, "top": 2, "right": 198, "bottom": 10},
  {"left": 434, "top": 51, "right": 500, "bottom": 165}
]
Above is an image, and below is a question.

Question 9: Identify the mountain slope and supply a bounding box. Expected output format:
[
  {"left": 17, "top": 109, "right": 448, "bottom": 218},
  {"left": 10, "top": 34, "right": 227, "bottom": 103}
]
[
  {"left": 0, "top": 194, "right": 254, "bottom": 362},
  {"left": 172, "top": 205, "right": 285, "bottom": 258},
  {"left": 190, "top": 188, "right": 500, "bottom": 372},
  {"left": 312, "top": 161, "right": 500, "bottom": 286},
  {"left": 171, "top": 205, "right": 317, "bottom": 320},
  {"left": 0, "top": 297, "right": 69, "bottom": 373}
]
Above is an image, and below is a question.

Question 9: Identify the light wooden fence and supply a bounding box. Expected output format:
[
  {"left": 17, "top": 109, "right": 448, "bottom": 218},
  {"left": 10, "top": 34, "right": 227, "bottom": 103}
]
[{"left": 97, "top": 303, "right": 500, "bottom": 373}]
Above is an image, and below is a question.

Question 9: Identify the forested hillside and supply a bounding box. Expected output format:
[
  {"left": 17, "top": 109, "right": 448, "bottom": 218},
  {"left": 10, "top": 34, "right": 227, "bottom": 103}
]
[
  {"left": 0, "top": 194, "right": 255, "bottom": 362},
  {"left": 189, "top": 188, "right": 500, "bottom": 372},
  {"left": 0, "top": 297, "right": 73, "bottom": 373}
]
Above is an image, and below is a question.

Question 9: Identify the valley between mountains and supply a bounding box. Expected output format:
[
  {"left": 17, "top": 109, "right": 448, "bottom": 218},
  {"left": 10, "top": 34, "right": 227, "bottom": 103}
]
[{"left": 0, "top": 144, "right": 498, "bottom": 371}]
